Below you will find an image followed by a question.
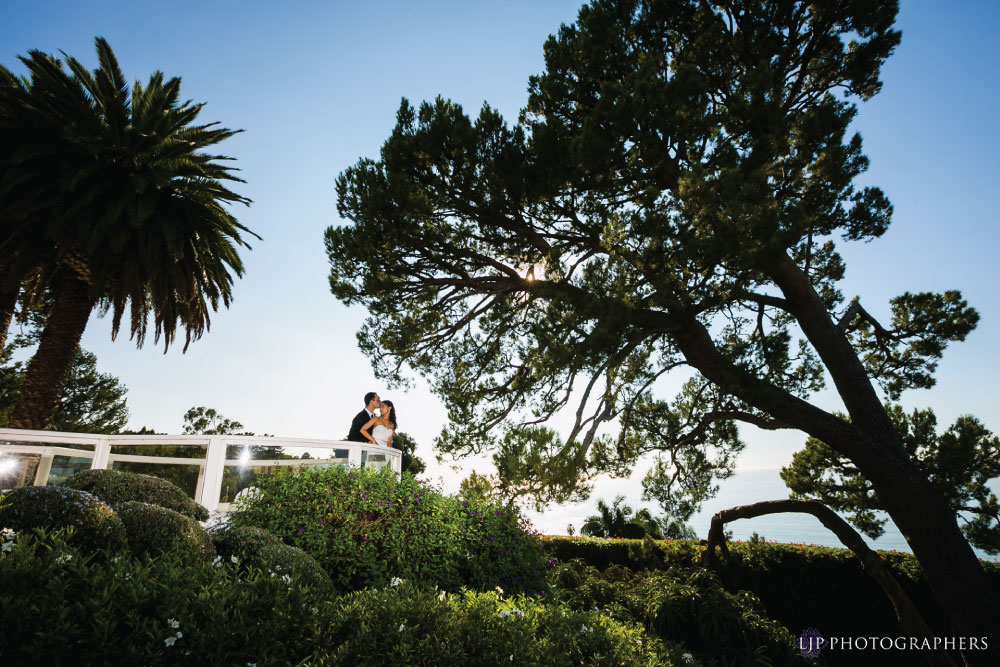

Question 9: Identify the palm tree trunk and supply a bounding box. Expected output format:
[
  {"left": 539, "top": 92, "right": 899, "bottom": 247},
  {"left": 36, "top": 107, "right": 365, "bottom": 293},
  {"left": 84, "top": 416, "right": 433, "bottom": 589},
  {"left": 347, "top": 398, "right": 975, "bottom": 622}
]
[
  {"left": 8, "top": 269, "right": 94, "bottom": 430},
  {"left": 0, "top": 263, "right": 18, "bottom": 350}
]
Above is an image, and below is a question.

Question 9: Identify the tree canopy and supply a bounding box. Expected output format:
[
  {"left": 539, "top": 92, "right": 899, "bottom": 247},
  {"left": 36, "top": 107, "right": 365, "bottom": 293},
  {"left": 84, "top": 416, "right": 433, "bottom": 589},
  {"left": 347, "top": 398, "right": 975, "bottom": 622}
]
[
  {"left": 326, "top": 0, "right": 999, "bottom": 647},
  {"left": 782, "top": 405, "right": 1000, "bottom": 555}
]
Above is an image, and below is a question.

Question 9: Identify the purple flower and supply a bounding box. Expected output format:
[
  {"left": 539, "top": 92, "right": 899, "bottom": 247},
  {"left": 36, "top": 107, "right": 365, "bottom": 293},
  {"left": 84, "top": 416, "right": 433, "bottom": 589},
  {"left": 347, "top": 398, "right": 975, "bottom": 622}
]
[
  {"left": 490, "top": 537, "right": 496, "bottom": 541},
  {"left": 298, "top": 528, "right": 304, "bottom": 534},
  {"left": 363, "top": 536, "right": 369, "bottom": 541},
  {"left": 513, "top": 576, "right": 520, "bottom": 582},
  {"left": 496, "top": 510, "right": 503, "bottom": 516},
  {"left": 501, "top": 549, "right": 508, "bottom": 555}
]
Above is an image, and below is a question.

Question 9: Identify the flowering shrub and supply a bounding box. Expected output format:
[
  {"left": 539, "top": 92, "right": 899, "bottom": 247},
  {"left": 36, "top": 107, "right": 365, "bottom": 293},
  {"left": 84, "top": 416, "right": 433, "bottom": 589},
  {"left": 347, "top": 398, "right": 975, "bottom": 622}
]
[
  {"left": 211, "top": 525, "right": 332, "bottom": 592},
  {"left": 116, "top": 501, "right": 215, "bottom": 563},
  {"left": 62, "top": 469, "right": 209, "bottom": 520},
  {"left": 0, "top": 486, "right": 126, "bottom": 555},
  {"left": 228, "top": 465, "right": 547, "bottom": 593}
]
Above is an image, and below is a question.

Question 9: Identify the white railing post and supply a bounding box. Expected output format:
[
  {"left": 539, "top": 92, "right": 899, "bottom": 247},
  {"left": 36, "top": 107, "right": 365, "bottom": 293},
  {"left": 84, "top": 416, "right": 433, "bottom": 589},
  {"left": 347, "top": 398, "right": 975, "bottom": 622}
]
[
  {"left": 92, "top": 436, "right": 111, "bottom": 470},
  {"left": 349, "top": 445, "right": 363, "bottom": 468},
  {"left": 200, "top": 437, "right": 226, "bottom": 513}
]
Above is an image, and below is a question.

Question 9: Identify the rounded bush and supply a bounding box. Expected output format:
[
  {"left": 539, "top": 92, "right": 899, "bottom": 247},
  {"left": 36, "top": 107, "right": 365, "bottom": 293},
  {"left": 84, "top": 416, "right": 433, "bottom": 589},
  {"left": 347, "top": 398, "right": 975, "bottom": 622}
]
[
  {"left": 0, "top": 486, "right": 126, "bottom": 554},
  {"left": 62, "top": 469, "right": 209, "bottom": 520},
  {"left": 116, "top": 501, "right": 214, "bottom": 562},
  {"left": 229, "top": 465, "right": 548, "bottom": 593},
  {"left": 213, "top": 525, "right": 332, "bottom": 592}
]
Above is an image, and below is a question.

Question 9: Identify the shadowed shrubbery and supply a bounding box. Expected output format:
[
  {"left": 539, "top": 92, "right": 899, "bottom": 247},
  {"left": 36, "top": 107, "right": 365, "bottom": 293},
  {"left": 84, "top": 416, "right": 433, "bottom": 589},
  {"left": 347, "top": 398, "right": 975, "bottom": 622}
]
[
  {"left": 62, "top": 469, "right": 209, "bottom": 520},
  {"left": 227, "top": 465, "right": 550, "bottom": 594},
  {"left": 0, "top": 528, "right": 677, "bottom": 666},
  {"left": 0, "top": 486, "right": 126, "bottom": 555},
  {"left": 116, "top": 501, "right": 214, "bottom": 563},
  {"left": 211, "top": 525, "right": 332, "bottom": 593},
  {"left": 547, "top": 559, "right": 811, "bottom": 666}
]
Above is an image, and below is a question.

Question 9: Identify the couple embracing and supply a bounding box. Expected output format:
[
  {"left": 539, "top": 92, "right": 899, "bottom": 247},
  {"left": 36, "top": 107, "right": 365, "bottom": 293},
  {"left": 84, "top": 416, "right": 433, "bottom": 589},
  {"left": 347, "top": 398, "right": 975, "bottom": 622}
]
[{"left": 346, "top": 391, "right": 397, "bottom": 448}]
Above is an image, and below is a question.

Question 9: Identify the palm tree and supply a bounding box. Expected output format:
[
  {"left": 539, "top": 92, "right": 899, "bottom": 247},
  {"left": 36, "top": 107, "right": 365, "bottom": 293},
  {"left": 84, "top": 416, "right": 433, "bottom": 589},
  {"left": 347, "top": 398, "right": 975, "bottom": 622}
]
[
  {"left": 0, "top": 37, "right": 255, "bottom": 429},
  {"left": 581, "top": 495, "right": 645, "bottom": 539}
]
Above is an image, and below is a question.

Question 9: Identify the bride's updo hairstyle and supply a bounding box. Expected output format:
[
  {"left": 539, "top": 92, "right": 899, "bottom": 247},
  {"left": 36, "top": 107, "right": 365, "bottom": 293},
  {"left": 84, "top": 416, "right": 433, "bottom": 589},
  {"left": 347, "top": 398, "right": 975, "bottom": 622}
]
[{"left": 382, "top": 400, "right": 397, "bottom": 429}]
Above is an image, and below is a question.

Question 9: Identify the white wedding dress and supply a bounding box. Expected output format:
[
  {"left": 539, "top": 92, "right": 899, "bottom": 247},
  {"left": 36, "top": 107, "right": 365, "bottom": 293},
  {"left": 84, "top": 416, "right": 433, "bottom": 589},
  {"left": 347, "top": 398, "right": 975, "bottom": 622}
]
[{"left": 372, "top": 424, "right": 394, "bottom": 447}]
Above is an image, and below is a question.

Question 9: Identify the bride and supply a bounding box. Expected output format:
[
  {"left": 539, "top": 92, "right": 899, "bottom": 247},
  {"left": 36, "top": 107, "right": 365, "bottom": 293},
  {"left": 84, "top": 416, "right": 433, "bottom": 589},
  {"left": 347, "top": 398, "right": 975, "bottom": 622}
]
[{"left": 360, "top": 399, "right": 395, "bottom": 448}]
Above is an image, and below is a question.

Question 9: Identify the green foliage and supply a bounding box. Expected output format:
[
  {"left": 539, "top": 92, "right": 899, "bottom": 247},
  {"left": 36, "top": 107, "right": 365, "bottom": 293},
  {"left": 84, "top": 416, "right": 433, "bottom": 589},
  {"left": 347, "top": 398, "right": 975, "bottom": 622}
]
[
  {"left": 543, "top": 535, "right": 1000, "bottom": 645},
  {"left": 0, "top": 486, "right": 126, "bottom": 554},
  {"left": 391, "top": 431, "right": 426, "bottom": 476},
  {"left": 325, "top": 0, "right": 913, "bottom": 521},
  {"left": 116, "top": 501, "right": 214, "bottom": 563},
  {"left": 0, "top": 343, "right": 128, "bottom": 433},
  {"left": 0, "top": 37, "right": 256, "bottom": 353},
  {"left": 458, "top": 470, "right": 499, "bottom": 501},
  {"left": 183, "top": 406, "right": 247, "bottom": 435},
  {"left": 62, "top": 469, "right": 209, "bottom": 521},
  {"left": 547, "top": 560, "right": 810, "bottom": 666},
  {"left": 211, "top": 525, "right": 333, "bottom": 593},
  {"left": 781, "top": 404, "right": 1000, "bottom": 554},
  {"left": 0, "top": 528, "right": 673, "bottom": 665},
  {"left": 580, "top": 495, "right": 692, "bottom": 540},
  {"left": 315, "top": 580, "right": 674, "bottom": 666},
  {"left": 227, "top": 465, "right": 549, "bottom": 594},
  {"left": 0, "top": 528, "right": 335, "bottom": 666}
]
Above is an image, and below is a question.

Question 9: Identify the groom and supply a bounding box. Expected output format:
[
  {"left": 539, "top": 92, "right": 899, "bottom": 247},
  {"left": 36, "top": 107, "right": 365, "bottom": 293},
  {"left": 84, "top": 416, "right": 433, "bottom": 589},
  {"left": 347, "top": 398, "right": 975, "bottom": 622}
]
[{"left": 347, "top": 391, "right": 380, "bottom": 442}]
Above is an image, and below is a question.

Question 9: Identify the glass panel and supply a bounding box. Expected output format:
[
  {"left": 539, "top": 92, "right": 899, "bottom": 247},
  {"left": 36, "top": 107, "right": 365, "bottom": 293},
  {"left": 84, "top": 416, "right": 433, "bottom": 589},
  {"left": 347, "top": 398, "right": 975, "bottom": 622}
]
[
  {"left": 111, "top": 444, "right": 206, "bottom": 459},
  {"left": 111, "top": 461, "right": 202, "bottom": 498},
  {"left": 219, "top": 463, "right": 290, "bottom": 503},
  {"left": 365, "top": 452, "right": 388, "bottom": 469},
  {"left": 45, "top": 456, "right": 94, "bottom": 486},
  {"left": 0, "top": 452, "right": 41, "bottom": 489}
]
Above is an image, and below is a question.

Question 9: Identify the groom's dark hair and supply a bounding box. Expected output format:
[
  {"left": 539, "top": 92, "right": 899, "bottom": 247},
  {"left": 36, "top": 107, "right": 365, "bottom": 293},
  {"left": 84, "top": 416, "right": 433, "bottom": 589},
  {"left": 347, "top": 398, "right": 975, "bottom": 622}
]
[{"left": 364, "top": 391, "right": 377, "bottom": 406}]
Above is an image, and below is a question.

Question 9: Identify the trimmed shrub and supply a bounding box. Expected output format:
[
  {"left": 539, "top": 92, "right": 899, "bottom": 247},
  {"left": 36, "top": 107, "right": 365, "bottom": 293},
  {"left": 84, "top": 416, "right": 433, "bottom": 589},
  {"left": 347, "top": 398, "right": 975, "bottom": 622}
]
[
  {"left": 0, "top": 486, "right": 126, "bottom": 554},
  {"left": 0, "top": 528, "right": 334, "bottom": 666},
  {"left": 313, "top": 580, "right": 679, "bottom": 666},
  {"left": 116, "top": 501, "right": 214, "bottom": 562},
  {"left": 212, "top": 525, "right": 332, "bottom": 592},
  {"left": 0, "top": 528, "right": 678, "bottom": 666},
  {"left": 228, "top": 465, "right": 548, "bottom": 594},
  {"left": 542, "top": 534, "right": 1000, "bottom": 660},
  {"left": 547, "top": 559, "right": 811, "bottom": 666},
  {"left": 62, "top": 469, "right": 209, "bottom": 520}
]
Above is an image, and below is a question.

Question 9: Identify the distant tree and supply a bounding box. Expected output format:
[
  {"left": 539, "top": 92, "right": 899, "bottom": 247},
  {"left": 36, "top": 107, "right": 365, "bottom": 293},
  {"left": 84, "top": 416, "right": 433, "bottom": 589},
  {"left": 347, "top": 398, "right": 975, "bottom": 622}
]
[
  {"left": 183, "top": 406, "right": 246, "bottom": 436},
  {"left": 325, "top": 0, "right": 998, "bottom": 643},
  {"left": 0, "top": 343, "right": 128, "bottom": 433},
  {"left": 391, "top": 431, "right": 426, "bottom": 475},
  {"left": 782, "top": 404, "right": 1000, "bottom": 555},
  {"left": 182, "top": 406, "right": 287, "bottom": 460},
  {"left": 0, "top": 37, "right": 255, "bottom": 431},
  {"left": 566, "top": 523, "right": 575, "bottom": 536},
  {"left": 581, "top": 496, "right": 644, "bottom": 539},
  {"left": 458, "top": 470, "right": 499, "bottom": 501}
]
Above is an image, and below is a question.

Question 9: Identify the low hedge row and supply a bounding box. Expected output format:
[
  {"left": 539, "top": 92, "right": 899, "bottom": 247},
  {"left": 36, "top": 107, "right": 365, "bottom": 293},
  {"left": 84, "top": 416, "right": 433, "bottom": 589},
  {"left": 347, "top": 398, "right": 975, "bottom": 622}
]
[{"left": 542, "top": 535, "right": 1000, "bottom": 646}]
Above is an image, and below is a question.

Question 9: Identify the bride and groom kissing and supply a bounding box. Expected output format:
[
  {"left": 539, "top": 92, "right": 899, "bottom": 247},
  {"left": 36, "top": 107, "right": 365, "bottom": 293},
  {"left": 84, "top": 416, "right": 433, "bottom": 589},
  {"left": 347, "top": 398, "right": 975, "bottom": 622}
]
[{"left": 346, "top": 391, "right": 396, "bottom": 448}]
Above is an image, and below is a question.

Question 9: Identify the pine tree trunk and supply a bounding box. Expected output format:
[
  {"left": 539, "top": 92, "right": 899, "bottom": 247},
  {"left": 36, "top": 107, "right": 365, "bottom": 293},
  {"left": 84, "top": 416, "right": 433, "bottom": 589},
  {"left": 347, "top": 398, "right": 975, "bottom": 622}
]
[
  {"left": 669, "top": 259, "right": 1000, "bottom": 666},
  {"left": 8, "top": 269, "right": 94, "bottom": 430}
]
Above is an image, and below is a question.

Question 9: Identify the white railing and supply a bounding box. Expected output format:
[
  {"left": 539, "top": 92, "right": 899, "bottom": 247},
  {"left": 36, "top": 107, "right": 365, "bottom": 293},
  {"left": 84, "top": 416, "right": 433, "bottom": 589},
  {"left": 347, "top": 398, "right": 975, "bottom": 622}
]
[{"left": 0, "top": 428, "right": 402, "bottom": 513}]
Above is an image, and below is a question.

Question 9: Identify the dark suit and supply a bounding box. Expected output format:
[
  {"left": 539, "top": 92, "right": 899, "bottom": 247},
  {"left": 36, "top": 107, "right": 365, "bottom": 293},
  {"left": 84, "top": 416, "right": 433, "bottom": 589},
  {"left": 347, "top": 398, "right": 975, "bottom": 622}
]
[{"left": 347, "top": 409, "right": 374, "bottom": 442}]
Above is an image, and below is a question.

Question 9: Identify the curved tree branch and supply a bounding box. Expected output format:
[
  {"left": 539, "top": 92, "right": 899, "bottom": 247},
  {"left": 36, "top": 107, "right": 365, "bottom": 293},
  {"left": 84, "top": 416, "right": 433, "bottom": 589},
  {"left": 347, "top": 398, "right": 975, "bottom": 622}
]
[{"left": 700, "top": 498, "right": 956, "bottom": 667}]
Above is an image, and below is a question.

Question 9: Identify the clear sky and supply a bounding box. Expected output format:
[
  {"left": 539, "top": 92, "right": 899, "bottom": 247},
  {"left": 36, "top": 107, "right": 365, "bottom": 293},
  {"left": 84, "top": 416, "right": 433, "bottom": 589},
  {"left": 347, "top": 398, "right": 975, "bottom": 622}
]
[{"left": 3, "top": 1, "right": 999, "bottom": 535}]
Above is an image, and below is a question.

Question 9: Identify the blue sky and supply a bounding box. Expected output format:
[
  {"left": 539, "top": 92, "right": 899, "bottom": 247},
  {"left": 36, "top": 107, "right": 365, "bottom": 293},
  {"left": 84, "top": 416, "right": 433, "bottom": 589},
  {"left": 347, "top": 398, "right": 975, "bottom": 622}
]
[{"left": 3, "top": 1, "right": 999, "bottom": 535}]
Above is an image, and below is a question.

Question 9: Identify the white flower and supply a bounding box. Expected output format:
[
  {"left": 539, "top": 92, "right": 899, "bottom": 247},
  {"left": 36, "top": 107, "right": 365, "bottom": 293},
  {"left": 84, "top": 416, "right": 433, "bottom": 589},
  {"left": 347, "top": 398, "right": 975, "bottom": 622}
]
[
  {"left": 282, "top": 574, "right": 292, "bottom": 584},
  {"left": 1, "top": 528, "right": 16, "bottom": 540},
  {"left": 310, "top": 607, "right": 319, "bottom": 615},
  {"left": 500, "top": 610, "right": 510, "bottom": 618},
  {"left": 510, "top": 655, "right": 514, "bottom": 662},
  {"left": 682, "top": 652, "right": 694, "bottom": 664},
  {"left": 580, "top": 624, "right": 593, "bottom": 633},
  {"left": 55, "top": 554, "right": 72, "bottom": 564},
  {"left": 175, "top": 631, "right": 183, "bottom": 639},
  {"left": 212, "top": 556, "right": 222, "bottom": 567},
  {"left": 495, "top": 586, "right": 504, "bottom": 595},
  {"left": 168, "top": 618, "right": 180, "bottom": 629},
  {"left": 390, "top": 576, "right": 402, "bottom": 587},
  {"left": 164, "top": 636, "right": 177, "bottom": 647},
  {"left": 438, "top": 591, "right": 447, "bottom": 601},
  {"left": 1, "top": 541, "right": 12, "bottom": 553},
  {"left": 398, "top": 622, "right": 405, "bottom": 632},
  {"left": 230, "top": 555, "right": 239, "bottom": 564}
]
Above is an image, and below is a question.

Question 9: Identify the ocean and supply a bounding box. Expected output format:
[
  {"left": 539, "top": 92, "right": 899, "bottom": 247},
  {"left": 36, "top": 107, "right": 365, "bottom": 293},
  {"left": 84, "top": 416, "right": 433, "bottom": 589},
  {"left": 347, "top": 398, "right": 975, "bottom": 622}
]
[{"left": 522, "top": 467, "right": 1000, "bottom": 562}]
